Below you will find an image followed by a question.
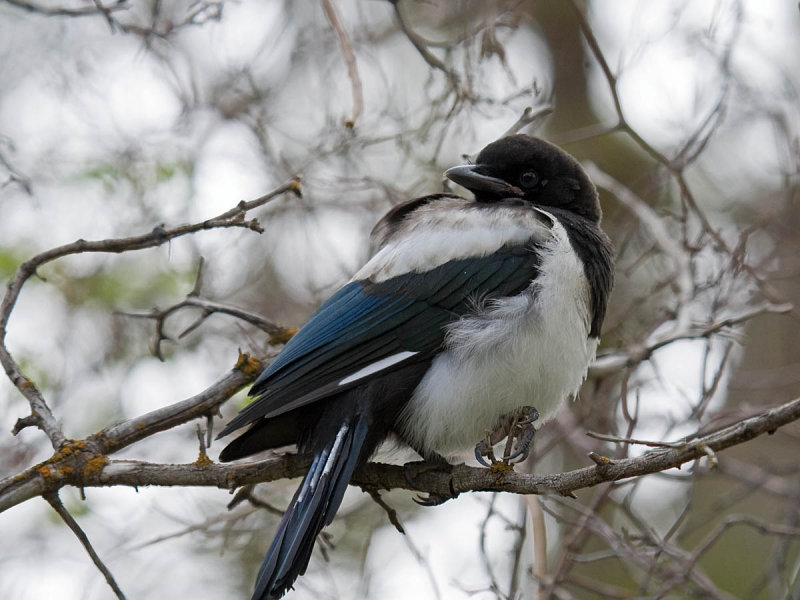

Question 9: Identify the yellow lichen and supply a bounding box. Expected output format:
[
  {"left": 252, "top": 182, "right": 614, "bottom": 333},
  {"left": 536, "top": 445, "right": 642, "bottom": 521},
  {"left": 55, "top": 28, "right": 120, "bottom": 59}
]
[
  {"left": 82, "top": 455, "right": 108, "bottom": 477},
  {"left": 269, "top": 327, "right": 297, "bottom": 345},
  {"left": 194, "top": 452, "right": 213, "bottom": 467},
  {"left": 490, "top": 462, "right": 515, "bottom": 473},
  {"left": 235, "top": 351, "right": 261, "bottom": 376}
]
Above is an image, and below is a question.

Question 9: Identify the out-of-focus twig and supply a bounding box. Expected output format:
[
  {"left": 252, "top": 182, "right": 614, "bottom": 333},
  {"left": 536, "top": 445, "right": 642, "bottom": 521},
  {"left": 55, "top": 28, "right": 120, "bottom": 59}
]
[
  {"left": 117, "top": 258, "right": 295, "bottom": 360},
  {"left": 388, "top": 0, "right": 461, "bottom": 91},
  {"left": 5, "top": 0, "right": 127, "bottom": 18},
  {"left": 501, "top": 105, "right": 554, "bottom": 138},
  {"left": 322, "top": 0, "right": 363, "bottom": 128}
]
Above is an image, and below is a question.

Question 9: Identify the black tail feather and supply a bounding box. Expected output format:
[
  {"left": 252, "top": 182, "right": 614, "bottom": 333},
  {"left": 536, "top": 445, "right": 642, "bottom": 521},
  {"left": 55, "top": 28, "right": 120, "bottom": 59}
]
[
  {"left": 251, "top": 418, "right": 369, "bottom": 599},
  {"left": 218, "top": 411, "right": 303, "bottom": 462}
]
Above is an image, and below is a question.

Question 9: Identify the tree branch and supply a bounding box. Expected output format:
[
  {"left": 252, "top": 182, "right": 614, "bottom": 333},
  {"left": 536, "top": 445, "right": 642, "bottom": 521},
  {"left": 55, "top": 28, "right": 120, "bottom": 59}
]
[
  {"left": 0, "top": 179, "right": 300, "bottom": 447},
  {"left": 117, "top": 259, "right": 295, "bottom": 360},
  {"left": 5, "top": 0, "right": 128, "bottom": 18},
  {"left": 44, "top": 492, "right": 127, "bottom": 600},
  {"left": 322, "top": 0, "right": 363, "bottom": 128},
  {"left": 3, "top": 396, "right": 799, "bottom": 515}
]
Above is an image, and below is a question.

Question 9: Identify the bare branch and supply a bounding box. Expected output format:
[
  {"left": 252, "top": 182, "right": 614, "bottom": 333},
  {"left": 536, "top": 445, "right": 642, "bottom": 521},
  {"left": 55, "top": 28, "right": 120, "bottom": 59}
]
[
  {"left": 526, "top": 495, "right": 549, "bottom": 599},
  {"left": 4, "top": 0, "right": 128, "bottom": 18},
  {"left": 589, "top": 301, "right": 792, "bottom": 379},
  {"left": 501, "top": 105, "right": 554, "bottom": 138},
  {"left": 388, "top": 0, "right": 460, "bottom": 91},
  {"left": 569, "top": 0, "right": 669, "bottom": 166},
  {"left": 99, "top": 352, "right": 261, "bottom": 454},
  {"left": 363, "top": 487, "right": 405, "bottom": 534},
  {"left": 118, "top": 287, "right": 295, "bottom": 360},
  {"left": 586, "top": 163, "right": 694, "bottom": 333},
  {"left": 322, "top": 0, "right": 363, "bottom": 128},
  {"left": 3, "top": 396, "right": 799, "bottom": 515},
  {"left": 44, "top": 492, "right": 127, "bottom": 600},
  {"left": 0, "top": 179, "right": 299, "bottom": 447}
]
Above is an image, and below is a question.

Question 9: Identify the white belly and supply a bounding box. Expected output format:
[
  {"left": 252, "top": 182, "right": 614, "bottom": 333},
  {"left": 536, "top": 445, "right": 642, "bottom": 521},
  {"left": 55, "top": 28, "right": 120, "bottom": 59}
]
[{"left": 398, "top": 220, "right": 597, "bottom": 456}]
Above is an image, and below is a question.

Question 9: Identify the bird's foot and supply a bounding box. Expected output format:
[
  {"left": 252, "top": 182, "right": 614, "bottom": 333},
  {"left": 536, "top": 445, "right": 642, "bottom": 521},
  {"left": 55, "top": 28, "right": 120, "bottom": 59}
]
[
  {"left": 403, "top": 455, "right": 457, "bottom": 506},
  {"left": 474, "top": 406, "right": 539, "bottom": 470}
]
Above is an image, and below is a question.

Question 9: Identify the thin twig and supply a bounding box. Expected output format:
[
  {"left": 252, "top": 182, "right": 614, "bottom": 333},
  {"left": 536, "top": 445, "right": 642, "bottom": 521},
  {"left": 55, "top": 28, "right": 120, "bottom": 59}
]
[
  {"left": 389, "top": 0, "right": 460, "bottom": 90},
  {"left": 44, "top": 492, "right": 127, "bottom": 600},
  {"left": 585, "top": 431, "right": 684, "bottom": 449},
  {"left": 589, "top": 301, "right": 793, "bottom": 379},
  {"left": 586, "top": 163, "right": 694, "bottom": 334},
  {"left": 227, "top": 485, "right": 286, "bottom": 516},
  {"left": 322, "top": 0, "right": 363, "bottom": 128},
  {"left": 501, "top": 105, "right": 554, "bottom": 138},
  {"left": 5, "top": 0, "right": 127, "bottom": 17},
  {"left": 526, "top": 495, "right": 549, "bottom": 600},
  {"left": 118, "top": 295, "right": 294, "bottom": 360},
  {"left": 363, "top": 487, "right": 405, "bottom": 534}
]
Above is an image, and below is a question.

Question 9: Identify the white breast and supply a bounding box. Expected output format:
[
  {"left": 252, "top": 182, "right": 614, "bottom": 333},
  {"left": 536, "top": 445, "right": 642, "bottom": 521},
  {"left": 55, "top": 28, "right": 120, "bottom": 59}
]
[{"left": 398, "top": 215, "right": 597, "bottom": 457}]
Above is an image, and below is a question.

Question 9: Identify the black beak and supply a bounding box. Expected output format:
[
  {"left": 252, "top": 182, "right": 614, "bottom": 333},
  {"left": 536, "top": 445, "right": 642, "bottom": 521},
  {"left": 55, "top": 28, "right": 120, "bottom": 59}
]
[{"left": 444, "top": 164, "right": 524, "bottom": 199}]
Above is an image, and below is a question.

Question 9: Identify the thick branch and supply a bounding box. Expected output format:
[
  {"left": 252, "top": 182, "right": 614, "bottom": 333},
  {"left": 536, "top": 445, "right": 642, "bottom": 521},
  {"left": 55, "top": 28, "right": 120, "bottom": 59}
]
[
  {"left": 98, "top": 354, "right": 260, "bottom": 454},
  {"left": 3, "top": 396, "right": 798, "bottom": 514}
]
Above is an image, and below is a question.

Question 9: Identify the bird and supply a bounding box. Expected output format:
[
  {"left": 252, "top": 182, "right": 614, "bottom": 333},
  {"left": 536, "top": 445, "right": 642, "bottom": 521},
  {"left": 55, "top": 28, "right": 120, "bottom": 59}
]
[{"left": 217, "top": 134, "right": 614, "bottom": 599}]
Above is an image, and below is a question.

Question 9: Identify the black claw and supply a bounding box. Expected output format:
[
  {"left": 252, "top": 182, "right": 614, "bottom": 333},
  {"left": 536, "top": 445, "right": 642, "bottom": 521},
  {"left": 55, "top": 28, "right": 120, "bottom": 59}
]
[
  {"left": 474, "top": 439, "right": 493, "bottom": 467},
  {"left": 413, "top": 493, "right": 449, "bottom": 507},
  {"left": 474, "top": 430, "right": 500, "bottom": 467},
  {"left": 505, "top": 426, "right": 535, "bottom": 462},
  {"left": 474, "top": 448, "right": 491, "bottom": 467},
  {"left": 403, "top": 459, "right": 457, "bottom": 506},
  {"left": 503, "top": 406, "right": 538, "bottom": 463},
  {"left": 475, "top": 406, "right": 540, "bottom": 468}
]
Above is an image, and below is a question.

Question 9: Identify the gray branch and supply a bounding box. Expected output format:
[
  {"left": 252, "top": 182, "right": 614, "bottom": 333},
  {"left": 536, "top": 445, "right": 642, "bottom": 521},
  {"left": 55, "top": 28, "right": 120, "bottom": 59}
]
[{"left": 2, "top": 395, "right": 798, "bottom": 514}]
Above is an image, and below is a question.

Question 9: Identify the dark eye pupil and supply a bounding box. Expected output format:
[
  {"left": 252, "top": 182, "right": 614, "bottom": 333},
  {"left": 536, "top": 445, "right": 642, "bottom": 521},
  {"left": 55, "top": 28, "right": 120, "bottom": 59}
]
[{"left": 520, "top": 170, "right": 539, "bottom": 188}]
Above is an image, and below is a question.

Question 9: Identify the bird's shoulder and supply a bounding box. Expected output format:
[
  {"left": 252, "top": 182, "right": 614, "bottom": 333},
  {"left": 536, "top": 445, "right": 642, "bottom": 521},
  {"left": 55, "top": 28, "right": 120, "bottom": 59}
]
[
  {"left": 369, "top": 193, "right": 467, "bottom": 252},
  {"left": 363, "top": 194, "right": 554, "bottom": 284}
]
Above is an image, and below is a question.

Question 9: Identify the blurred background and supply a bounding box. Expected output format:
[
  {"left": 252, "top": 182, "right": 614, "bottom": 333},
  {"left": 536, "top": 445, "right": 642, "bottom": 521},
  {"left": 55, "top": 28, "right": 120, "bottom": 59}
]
[{"left": 1, "top": 1, "right": 799, "bottom": 598}]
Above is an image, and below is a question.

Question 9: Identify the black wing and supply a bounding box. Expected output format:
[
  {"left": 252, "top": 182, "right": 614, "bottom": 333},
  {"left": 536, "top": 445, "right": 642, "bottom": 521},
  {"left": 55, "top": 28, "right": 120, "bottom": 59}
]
[{"left": 217, "top": 242, "right": 544, "bottom": 438}]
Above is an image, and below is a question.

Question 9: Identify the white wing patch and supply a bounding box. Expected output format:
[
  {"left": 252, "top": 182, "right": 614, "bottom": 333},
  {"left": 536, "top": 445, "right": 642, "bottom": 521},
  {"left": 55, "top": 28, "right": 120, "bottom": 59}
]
[
  {"left": 355, "top": 199, "right": 552, "bottom": 283},
  {"left": 338, "top": 351, "right": 419, "bottom": 385}
]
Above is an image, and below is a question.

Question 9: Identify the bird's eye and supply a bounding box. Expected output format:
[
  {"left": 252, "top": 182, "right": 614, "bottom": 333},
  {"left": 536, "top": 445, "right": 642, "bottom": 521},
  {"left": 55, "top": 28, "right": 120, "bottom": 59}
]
[{"left": 519, "top": 170, "right": 539, "bottom": 189}]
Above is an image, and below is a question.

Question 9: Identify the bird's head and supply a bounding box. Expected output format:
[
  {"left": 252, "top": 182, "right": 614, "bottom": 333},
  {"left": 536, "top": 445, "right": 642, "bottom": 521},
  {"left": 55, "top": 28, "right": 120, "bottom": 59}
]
[{"left": 445, "top": 134, "right": 601, "bottom": 223}]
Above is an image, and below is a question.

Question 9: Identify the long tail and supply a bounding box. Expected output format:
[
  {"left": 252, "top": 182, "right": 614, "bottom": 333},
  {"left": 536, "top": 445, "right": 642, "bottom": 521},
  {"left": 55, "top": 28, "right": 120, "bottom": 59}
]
[{"left": 252, "top": 417, "right": 369, "bottom": 600}]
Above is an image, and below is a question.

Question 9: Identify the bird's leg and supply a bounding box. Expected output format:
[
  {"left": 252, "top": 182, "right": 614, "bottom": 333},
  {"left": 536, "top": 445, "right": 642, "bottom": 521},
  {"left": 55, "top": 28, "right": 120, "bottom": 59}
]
[{"left": 474, "top": 406, "right": 539, "bottom": 469}]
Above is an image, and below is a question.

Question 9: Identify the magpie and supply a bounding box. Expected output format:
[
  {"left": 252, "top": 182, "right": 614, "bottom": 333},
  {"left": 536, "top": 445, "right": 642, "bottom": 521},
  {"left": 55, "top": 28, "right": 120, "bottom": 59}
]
[{"left": 217, "top": 134, "right": 614, "bottom": 599}]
